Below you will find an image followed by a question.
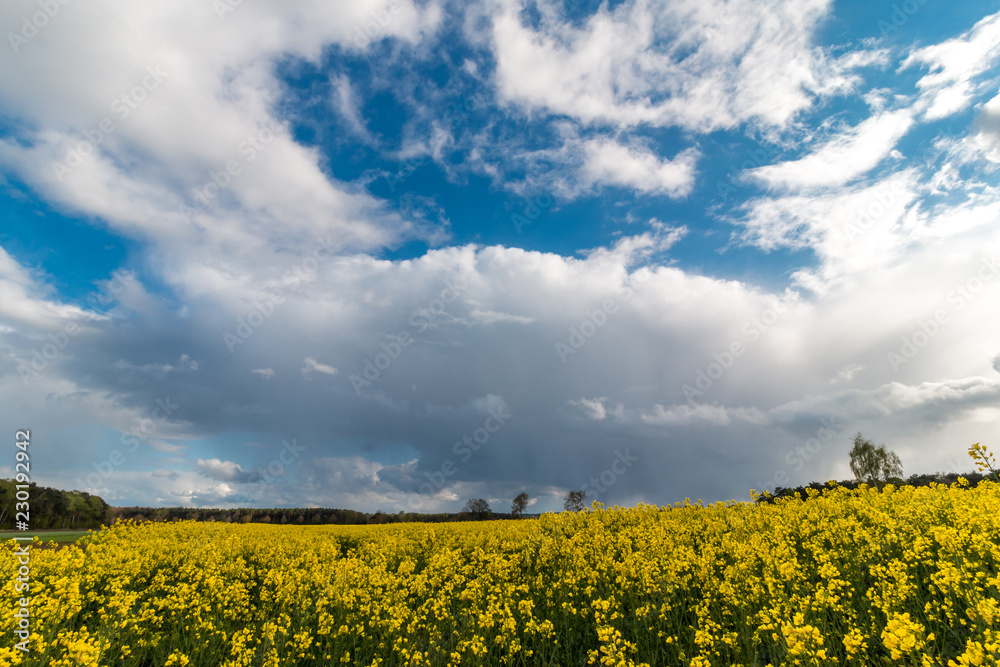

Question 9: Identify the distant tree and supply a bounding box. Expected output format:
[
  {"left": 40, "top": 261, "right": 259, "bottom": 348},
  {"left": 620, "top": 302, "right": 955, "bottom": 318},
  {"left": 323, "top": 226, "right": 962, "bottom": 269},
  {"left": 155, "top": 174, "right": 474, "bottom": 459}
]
[
  {"left": 511, "top": 492, "right": 529, "bottom": 518},
  {"left": 849, "top": 432, "right": 903, "bottom": 491},
  {"left": 564, "top": 489, "right": 586, "bottom": 512},
  {"left": 462, "top": 498, "right": 492, "bottom": 519}
]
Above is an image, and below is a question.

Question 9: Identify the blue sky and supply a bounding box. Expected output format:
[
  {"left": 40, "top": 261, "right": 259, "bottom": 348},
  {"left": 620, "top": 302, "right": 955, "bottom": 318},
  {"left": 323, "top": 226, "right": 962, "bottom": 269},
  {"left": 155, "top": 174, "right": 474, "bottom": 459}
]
[{"left": 2, "top": 0, "right": 1000, "bottom": 513}]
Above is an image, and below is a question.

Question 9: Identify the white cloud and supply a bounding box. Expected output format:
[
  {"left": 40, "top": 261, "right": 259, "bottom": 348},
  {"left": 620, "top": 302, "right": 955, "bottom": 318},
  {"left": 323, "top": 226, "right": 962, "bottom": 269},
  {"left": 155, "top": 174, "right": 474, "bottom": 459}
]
[
  {"left": 112, "top": 359, "right": 182, "bottom": 375},
  {"left": 569, "top": 397, "right": 624, "bottom": 420},
  {"left": 580, "top": 140, "right": 698, "bottom": 197},
  {"left": 149, "top": 440, "right": 187, "bottom": 454},
  {"left": 973, "top": 91, "right": 1000, "bottom": 162},
  {"left": 0, "top": 0, "right": 444, "bottom": 307},
  {"left": 745, "top": 110, "right": 914, "bottom": 190},
  {"left": 832, "top": 363, "right": 865, "bottom": 384},
  {"left": 640, "top": 403, "right": 768, "bottom": 426},
  {"left": 6, "top": 214, "right": 1000, "bottom": 508},
  {"left": 734, "top": 169, "right": 921, "bottom": 290},
  {"left": 0, "top": 246, "right": 104, "bottom": 330},
  {"left": 196, "top": 458, "right": 252, "bottom": 482},
  {"left": 179, "top": 354, "right": 200, "bottom": 370},
  {"left": 769, "top": 377, "right": 1000, "bottom": 426},
  {"left": 490, "top": 0, "right": 862, "bottom": 132},
  {"left": 331, "top": 74, "right": 376, "bottom": 143},
  {"left": 466, "top": 306, "right": 535, "bottom": 325},
  {"left": 252, "top": 368, "right": 276, "bottom": 379},
  {"left": 302, "top": 357, "right": 338, "bottom": 375},
  {"left": 903, "top": 11, "right": 1000, "bottom": 120}
]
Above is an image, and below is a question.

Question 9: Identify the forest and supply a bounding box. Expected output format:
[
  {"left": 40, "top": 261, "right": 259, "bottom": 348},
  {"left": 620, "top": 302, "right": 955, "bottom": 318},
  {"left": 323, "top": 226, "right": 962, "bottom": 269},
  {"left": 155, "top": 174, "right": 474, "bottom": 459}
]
[
  {"left": 109, "top": 505, "right": 530, "bottom": 525},
  {"left": 0, "top": 480, "right": 112, "bottom": 529}
]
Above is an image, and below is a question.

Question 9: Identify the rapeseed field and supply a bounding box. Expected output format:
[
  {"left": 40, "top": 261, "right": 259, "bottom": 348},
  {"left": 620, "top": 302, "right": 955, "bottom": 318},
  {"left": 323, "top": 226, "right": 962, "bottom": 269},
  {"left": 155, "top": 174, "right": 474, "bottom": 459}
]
[{"left": 2, "top": 480, "right": 999, "bottom": 666}]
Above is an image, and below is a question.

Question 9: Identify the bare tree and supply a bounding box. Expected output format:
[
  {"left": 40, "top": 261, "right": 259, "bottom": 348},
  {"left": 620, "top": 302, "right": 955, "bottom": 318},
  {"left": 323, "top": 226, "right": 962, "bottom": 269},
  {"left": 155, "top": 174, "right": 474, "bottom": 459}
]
[
  {"left": 462, "top": 498, "right": 492, "bottom": 519},
  {"left": 564, "top": 489, "right": 586, "bottom": 512},
  {"left": 511, "top": 492, "right": 529, "bottom": 518},
  {"left": 849, "top": 432, "right": 903, "bottom": 491}
]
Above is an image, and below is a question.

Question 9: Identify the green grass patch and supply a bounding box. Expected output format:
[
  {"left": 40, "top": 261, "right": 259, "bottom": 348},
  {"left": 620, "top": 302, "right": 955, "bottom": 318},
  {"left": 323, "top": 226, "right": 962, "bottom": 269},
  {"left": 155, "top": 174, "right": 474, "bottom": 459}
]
[{"left": 0, "top": 529, "right": 94, "bottom": 544}]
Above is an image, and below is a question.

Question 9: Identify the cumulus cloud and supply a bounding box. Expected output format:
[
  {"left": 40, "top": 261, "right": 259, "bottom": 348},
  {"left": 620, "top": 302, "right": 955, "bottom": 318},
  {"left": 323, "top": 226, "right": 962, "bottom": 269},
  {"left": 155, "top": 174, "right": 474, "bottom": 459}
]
[
  {"left": 196, "top": 458, "right": 253, "bottom": 483},
  {"left": 3, "top": 216, "right": 999, "bottom": 509}
]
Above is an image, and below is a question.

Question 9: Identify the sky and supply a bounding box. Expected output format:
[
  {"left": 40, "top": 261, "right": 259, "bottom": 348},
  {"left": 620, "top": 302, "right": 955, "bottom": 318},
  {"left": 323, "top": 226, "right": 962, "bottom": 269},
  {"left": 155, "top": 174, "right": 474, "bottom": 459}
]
[{"left": 1, "top": 0, "right": 1000, "bottom": 514}]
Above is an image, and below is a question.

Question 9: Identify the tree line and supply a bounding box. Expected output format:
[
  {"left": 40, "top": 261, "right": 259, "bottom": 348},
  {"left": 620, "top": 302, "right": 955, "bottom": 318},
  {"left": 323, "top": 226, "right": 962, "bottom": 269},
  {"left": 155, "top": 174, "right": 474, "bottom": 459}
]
[
  {"left": 111, "top": 505, "right": 535, "bottom": 525},
  {"left": 757, "top": 470, "right": 995, "bottom": 504},
  {"left": 0, "top": 480, "right": 112, "bottom": 529}
]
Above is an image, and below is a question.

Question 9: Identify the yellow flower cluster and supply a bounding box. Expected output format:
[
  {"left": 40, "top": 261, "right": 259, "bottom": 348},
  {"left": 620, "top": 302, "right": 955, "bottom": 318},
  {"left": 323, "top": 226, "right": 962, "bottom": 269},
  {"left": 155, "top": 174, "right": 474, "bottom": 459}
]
[
  {"left": 969, "top": 443, "right": 999, "bottom": 479},
  {"left": 1, "top": 480, "right": 999, "bottom": 666}
]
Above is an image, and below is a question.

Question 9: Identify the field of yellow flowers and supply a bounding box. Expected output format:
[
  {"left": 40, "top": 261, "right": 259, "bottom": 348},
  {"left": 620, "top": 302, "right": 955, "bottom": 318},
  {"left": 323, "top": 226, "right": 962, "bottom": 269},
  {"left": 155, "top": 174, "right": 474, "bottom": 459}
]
[{"left": 2, "top": 480, "right": 1000, "bottom": 666}]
